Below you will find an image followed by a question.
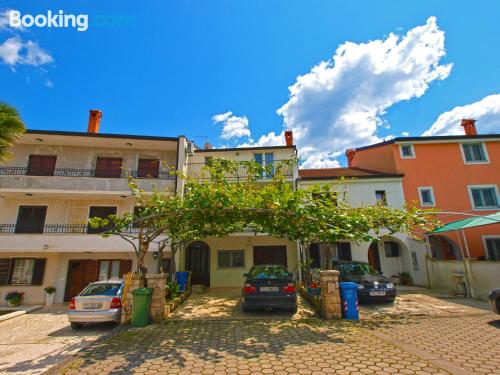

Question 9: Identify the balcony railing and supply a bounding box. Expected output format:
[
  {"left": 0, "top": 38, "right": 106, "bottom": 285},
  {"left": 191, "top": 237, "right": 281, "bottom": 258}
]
[
  {"left": 0, "top": 167, "right": 176, "bottom": 180},
  {"left": 186, "top": 160, "right": 294, "bottom": 180},
  {"left": 0, "top": 224, "right": 140, "bottom": 234}
]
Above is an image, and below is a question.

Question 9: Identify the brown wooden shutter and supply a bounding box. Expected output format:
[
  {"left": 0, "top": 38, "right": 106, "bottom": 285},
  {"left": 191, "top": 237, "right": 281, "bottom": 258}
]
[
  {"left": 31, "top": 259, "right": 47, "bottom": 285},
  {"left": 119, "top": 259, "right": 132, "bottom": 278},
  {"left": 137, "top": 159, "right": 159, "bottom": 178},
  {"left": 27, "top": 155, "right": 57, "bottom": 176},
  {"left": 95, "top": 157, "right": 123, "bottom": 178},
  {"left": 0, "top": 259, "right": 12, "bottom": 285}
]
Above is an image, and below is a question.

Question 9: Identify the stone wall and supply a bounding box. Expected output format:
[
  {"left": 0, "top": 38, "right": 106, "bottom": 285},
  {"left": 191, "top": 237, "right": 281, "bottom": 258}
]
[
  {"left": 121, "top": 274, "right": 144, "bottom": 324},
  {"left": 319, "top": 270, "right": 342, "bottom": 319},
  {"left": 146, "top": 273, "right": 167, "bottom": 322}
]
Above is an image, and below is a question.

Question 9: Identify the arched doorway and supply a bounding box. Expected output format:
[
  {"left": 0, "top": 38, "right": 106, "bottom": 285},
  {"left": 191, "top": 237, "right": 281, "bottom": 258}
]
[
  {"left": 428, "top": 235, "right": 462, "bottom": 260},
  {"left": 368, "top": 242, "right": 381, "bottom": 272},
  {"left": 186, "top": 241, "right": 210, "bottom": 287}
]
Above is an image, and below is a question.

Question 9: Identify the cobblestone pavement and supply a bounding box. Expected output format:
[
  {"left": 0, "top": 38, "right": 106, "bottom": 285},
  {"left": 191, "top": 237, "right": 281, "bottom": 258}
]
[
  {"left": 0, "top": 304, "right": 115, "bottom": 375},
  {"left": 52, "top": 289, "right": 500, "bottom": 375}
]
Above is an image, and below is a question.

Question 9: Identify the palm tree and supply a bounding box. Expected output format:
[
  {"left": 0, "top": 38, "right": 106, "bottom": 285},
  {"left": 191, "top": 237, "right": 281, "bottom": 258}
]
[{"left": 0, "top": 101, "right": 26, "bottom": 162}]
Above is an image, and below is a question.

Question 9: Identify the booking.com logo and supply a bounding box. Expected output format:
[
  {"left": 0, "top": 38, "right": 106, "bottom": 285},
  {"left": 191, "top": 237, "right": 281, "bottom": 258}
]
[{"left": 9, "top": 10, "right": 134, "bottom": 32}]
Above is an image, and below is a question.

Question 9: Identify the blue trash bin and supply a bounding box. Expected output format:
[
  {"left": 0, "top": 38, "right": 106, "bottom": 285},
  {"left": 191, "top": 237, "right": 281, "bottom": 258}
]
[
  {"left": 176, "top": 271, "right": 189, "bottom": 292},
  {"left": 339, "top": 281, "right": 359, "bottom": 320}
]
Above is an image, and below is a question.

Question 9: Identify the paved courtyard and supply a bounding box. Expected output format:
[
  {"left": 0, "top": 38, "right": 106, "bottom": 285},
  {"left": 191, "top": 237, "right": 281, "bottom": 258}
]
[
  {"left": 51, "top": 288, "right": 500, "bottom": 375},
  {"left": 0, "top": 304, "right": 114, "bottom": 375}
]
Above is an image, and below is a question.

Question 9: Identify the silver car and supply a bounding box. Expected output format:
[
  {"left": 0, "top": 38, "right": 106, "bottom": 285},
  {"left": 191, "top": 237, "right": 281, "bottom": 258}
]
[{"left": 67, "top": 280, "right": 124, "bottom": 329}]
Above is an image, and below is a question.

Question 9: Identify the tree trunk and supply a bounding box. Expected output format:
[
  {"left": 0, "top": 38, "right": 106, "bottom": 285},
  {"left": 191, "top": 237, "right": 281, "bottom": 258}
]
[{"left": 136, "top": 241, "right": 149, "bottom": 274}]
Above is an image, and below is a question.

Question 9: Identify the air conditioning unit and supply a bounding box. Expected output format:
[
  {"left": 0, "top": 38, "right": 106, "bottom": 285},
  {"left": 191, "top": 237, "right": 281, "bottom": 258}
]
[{"left": 186, "top": 141, "right": 195, "bottom": 156}]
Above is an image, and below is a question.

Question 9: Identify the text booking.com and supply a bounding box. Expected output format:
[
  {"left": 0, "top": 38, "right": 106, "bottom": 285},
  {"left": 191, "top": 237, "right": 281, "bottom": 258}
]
[{"left": 9, "top": 10, "right": 134, "bottom": 32}]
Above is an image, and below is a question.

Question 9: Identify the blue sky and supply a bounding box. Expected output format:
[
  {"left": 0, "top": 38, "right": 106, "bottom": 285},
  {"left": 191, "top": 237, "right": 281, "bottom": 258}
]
[{"left": 1, "top": 1, "right": 499, "bottom": 167}]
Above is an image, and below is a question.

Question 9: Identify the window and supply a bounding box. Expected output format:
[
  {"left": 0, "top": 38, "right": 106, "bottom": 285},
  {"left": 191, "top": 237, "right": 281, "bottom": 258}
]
[
  {"left": 88, "top": 206, "right": 117, "bottom": 234},
  {"left": 98, "top": 260, "right": 121, "bottom": 280},
  {"left": 95, "top": 157, "right": 123, "bottom": 178},
  {"left": 462, "top": 143, "right": 488, "bottom": 163},
  {"left": 384, "top": 242, "right": 400, "bottom": 257},
  {"left": 254, "top": 152, "right": 274, "bottom": 178},
  {"left": 27, "top": 155, "right": 57, "bottom": 176},
  {"left": 137, "top": 159, "right": 159, "bottom": 178},
  {"left": 485, "top": 238, "right": 500, "bottom": 261},
  {"left": 337, "top": 242, "right": 352, "bottom": 261},
  {"left": 375, "top": 190, "right": 387, "bottom": 205},
  {"left": 15, "top": 206, "right": 47, "bottom": 234},
  {"left": 399, "top": 144, "right": 415, "bottom": 158},
  {"left": 469, "top": 186, "right": 500, "bottom": 210},
  {"left": 0, "top": 258, "right": 46, "bottom": 286},
  {"left": 418, "top": 187, "right": 435, "bottom": 206},
  {"left": 217, "top": 250, "right": 245, "bottom": 268}
]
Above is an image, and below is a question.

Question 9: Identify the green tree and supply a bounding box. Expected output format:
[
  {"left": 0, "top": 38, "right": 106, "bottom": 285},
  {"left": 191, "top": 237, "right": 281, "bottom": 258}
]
[{"left": 0, "top": 102, "right": 26, "bottom": 162}]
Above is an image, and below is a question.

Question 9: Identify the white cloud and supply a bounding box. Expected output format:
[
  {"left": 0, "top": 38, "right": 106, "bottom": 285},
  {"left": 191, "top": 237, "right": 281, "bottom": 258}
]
[
  {"left": 401, "top": 131, "right": 410, "bottom": 136},
  {"left": 252, "top": 16, "right": 452, "bottom": 168},
  {"left": 422, "top": 94, "right": 500, "bottom": 136},
  {"left": 212, "top": 111, "right": 251, "bottom": 141},
  {"left": 0, "top": 36, "right": 53, "bottom": 67}
]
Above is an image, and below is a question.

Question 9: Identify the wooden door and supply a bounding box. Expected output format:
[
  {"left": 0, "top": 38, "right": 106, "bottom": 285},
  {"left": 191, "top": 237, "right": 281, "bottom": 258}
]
[
  {"left": 253, "top": 246, "right": 287, "bottom": 268},
  {"left": 27, "top": 155, "right": 57, "bottom": 176},
  {"left": 95, "top": 157, "right": 122, "bottom": 178},
  {"left": 186, "top": 242, "right": 210, "bottom": 287},
  {"left": 368, "top": 242, "right": 381, "bottom": 272},
  {"left": 64, "top": 260, "right": 99, "bottom": 301},
  {"left": 15, "top": 206, "right": 47, "bottom": 233},
  {"left": 137, "top": 159, "right": 159, "bottom": 178}
]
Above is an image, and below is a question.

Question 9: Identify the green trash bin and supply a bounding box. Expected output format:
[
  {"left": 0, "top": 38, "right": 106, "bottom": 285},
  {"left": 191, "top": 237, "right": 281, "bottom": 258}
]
[{"left": 131, "top": 287, "right": 153, "bottom": 327}]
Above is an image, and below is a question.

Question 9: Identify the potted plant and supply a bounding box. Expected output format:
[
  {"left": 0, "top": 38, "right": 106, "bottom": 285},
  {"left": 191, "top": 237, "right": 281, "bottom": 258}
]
[
  {"left": 307, "top": 281, "right": 321, "bottom": 295},
  {"left": 44, "top": 287, "right": 56, "bottom": 306},
  {"left": 5, "top": 291, "right": 24, "bottom": 307}
]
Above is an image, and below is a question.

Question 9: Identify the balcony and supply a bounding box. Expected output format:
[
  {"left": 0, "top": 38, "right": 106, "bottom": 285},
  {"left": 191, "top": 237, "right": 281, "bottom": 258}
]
[
  {"left": 0, "top": 167, "right": 176, "bottom": 194},
  {"left": 0, "top": 224, "right": 148, "bottom": 252},
  {"left": 0, "top": 224, "right": 139, "bottom": 234},
  {"left": 186, "top": 160, "right": 295, "bottom": 181}
]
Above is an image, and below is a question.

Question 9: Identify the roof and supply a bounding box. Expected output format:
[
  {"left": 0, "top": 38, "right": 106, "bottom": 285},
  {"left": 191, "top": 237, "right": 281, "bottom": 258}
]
[
  {"left": 26, "top": 129, "right": 179, "bottom": 142},
  {"left": 298, "top": 167, "right": 404, "bottom": 180},
  {"left": 194, "top": 145, "right": 296, "bottom": 153},
  {"left": 432, "top": 212, "right": 500, "bottom": 233},
  {"left": 355, "top": 134, "right": 500, "bottom": 152}
]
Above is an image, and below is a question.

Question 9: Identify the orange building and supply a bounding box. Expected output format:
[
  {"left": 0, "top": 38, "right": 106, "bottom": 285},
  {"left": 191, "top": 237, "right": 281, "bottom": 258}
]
[{"left": 348, "top": 120, "right": 500, "bottom": 260}]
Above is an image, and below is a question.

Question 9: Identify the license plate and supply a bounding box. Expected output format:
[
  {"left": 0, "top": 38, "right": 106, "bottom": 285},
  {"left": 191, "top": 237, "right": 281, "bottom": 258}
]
[
  {"left": 260, "top": 286, "right": 279, "bottom": 292},
  {"left": 370, "top": 291, "right": 386, "bottom": 296},
  {"left": 83, "top": 303, "right": 102, "bottom": 309}
]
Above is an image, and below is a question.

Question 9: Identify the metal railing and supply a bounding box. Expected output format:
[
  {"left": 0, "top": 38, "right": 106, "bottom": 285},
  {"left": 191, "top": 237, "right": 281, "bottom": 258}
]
[
  {"left": 0, "top": 167, "right": 176, "bottom": 180},
  {"left": 186, "top": 160, "right": 294, "bottom": 180},
  {"left": 0, "top": 223, "right": 139, "bottom": 234}
]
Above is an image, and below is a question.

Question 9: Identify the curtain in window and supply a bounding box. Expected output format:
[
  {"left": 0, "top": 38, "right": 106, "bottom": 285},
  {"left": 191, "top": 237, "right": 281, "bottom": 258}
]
[{"left": 10, "top": 259, "right": 35, "bottom": 284}]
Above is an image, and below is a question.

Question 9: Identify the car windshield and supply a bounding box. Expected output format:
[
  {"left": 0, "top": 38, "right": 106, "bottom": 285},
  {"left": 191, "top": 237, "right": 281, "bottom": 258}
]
[
  {"left": 340, "top": 263, "right": 379, "bottom": 275},
  {"left": 80, "top": 283, "right": 122, "bottom": 296},
  {"left": 248, "top": 265, "right": 290, "bottom": 279}
]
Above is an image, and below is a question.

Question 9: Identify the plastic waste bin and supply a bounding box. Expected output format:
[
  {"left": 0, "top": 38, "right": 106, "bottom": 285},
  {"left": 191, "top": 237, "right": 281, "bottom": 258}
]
[
  {"left": 176, "top": 271, "right": 190, "bottom": 292},
  {"left": 339, "top": 282, "right": 359, "bottom": 320},
  {"left": 131, "top": 288, "right": 153, "bottom": 327}
]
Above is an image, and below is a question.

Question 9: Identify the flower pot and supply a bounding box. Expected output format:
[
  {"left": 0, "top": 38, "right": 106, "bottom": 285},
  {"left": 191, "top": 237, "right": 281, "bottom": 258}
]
[
  {"left": 7, "top": 299, "right": 21, "bottom": 307},
  {"left": 46, "top": 293, "right": 55, "bottom": 306}
]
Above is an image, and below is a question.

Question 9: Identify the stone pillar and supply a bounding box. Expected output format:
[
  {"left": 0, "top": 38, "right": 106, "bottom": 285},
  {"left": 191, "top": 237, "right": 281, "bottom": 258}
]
[
  {"left": 319, "top": 270, "right": 342, "bottom": 320},
  {"left": 121, "top": 274, "right": 144, "bottom": 324},
  {"left": 146, "top": 273, "right": 167, "bottom": 323}
]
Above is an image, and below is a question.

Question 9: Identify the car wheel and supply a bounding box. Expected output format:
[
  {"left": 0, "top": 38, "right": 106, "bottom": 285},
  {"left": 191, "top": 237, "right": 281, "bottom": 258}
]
[
  {"left": 242, "top": 304, "right": 251, "bottom": 313},
  {"left": 70, "top": 322, "right": 83, "bottom": 330}
]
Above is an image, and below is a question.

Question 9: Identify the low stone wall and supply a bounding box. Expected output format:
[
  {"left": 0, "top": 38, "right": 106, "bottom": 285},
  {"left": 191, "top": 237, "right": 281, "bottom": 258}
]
[
  {"left": 165, "top": 291, "right": 190, "bottom": 317},
  {"left": 146, "top": 273, "right": 168, "bottom": 323},
  {"left": 319, "top": 270, "right": 342, "bottom": 319},
  {"left": 121, "top": 274, "right": 144, "bottom": 324}
]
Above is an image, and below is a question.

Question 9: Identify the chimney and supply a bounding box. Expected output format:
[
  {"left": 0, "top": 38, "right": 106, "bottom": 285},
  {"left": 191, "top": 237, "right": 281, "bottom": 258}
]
[
  {"left": 345, "top": 149, "right": 356, "bottom": 167},
  {"left": 460, "top": 119, "right": 477, "bottom": 136},
  {"left": 285, "top": 130, "right": 293, "bottom": 147},
  {"left": 204, "top": 141, "right": 213, "bottom": 150},
  {"left": 87, "top": 109, "right": 102, "bottom": 133}
]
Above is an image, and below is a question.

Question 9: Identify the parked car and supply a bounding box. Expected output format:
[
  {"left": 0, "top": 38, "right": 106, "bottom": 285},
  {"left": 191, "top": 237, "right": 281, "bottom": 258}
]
[
  {"left": 488, "top": 288, "right": 500, "bottom": 315},
  {"left": 241, "top": 264, "right": 297, "bottom": 313},
  {"left": 67, "top": 280, "right": 124, "bottom": 329},
  {"left": 336, "top": 261, "right": 396, "bottom": 303}
]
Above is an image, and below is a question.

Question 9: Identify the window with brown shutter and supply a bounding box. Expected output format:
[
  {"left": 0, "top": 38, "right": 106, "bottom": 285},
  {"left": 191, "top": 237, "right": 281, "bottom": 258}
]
[
  {"left": 0, "top": 258, "right": 46, "bottom": 285},
  {"left": 31, "top": 259, "right": 47, "bottom": 285},
  {"left": 87, "top": 206, "right": 117, "bottom": 234},
  {"left": 0, "top": 259, "right": 12, "bottom": 285},
  {"left": 137, "top": 159, "right": 159, "bottom": 178},
  {"left": 27, "top": 155, "right": 57, "bottom": 176},
  {"left": 15, "top": 206, "right": 47, "bottom": 234},
  {"left": 95, "top": 157, "right": 123, "bottom": 178}
]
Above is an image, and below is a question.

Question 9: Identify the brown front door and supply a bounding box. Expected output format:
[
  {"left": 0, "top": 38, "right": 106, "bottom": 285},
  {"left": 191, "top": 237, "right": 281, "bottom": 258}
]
[
  {"left": 253, "top": 246, "right": 287, "bottom": 268},
  {"left": 64, "top": 260, "right": 99, "bottom": 301},
  {"left": 186, "top": 242, "right": 210, "bottom": 287},
  {"left": 368, "top": 242, "right": 381, "bottom": 272}
]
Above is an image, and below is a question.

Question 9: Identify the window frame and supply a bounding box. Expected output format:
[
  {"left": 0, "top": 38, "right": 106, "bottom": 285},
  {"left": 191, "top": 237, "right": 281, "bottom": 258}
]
[
  {"left": 15, "top": 205, "right": 48, "bottom": 234},
  {"left": 0, "top": 257, "right": 46, "bottom": 286},
  {"left": 399, "top": 144, "right": 415, "bottom": 159},
  {"left": 383, "top": 241, "right": 400, "bottom": 258},
  {"left": 375, "top": 190, "right": 387, "bottom": 205},
  {"left": 467, "top": 185, "right": 500, "bottom": 211},
  {"left": 253, "top": 152, "right": 274, "bottom": 178},
  {"left": 87, "top": 205, "right": 118, "bottom": 234},
  {"left": 482, "top": 236, "right": 500, "bottom": 261},
  {"left": 460, "top": 142, "right": 489, "bottom": 164},
  {"left": 216, "top": 250, "right": 245, "bottom": 269},
  {"left": 418, "top": 186, "right": 435, "bottom": 207}
]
